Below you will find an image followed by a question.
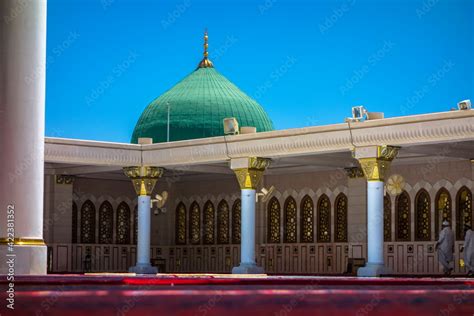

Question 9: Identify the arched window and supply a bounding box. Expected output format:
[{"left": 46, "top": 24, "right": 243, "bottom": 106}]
[
  {"left": 267, "top": 197, "right": 281, "bottom": 243},
  {"left": 116, "top": 202, "right": 131, "bottom": 244},
  {"left": 175, "top": 202, "right": 187, "bottom": 245},
  {"left": 396, "top": 191, "right": 411, "bottom": 241},
  {"left": 284, "top": 197, "right": 297, "bottom": 243},
  {"left": 189, "top": 202, "right": 201, "bottom": 245},
  {"left": 435, "top": 188, "right": 451, "bottom": 239},
  {"left": 80, "top": 200, "right": 96, "bottom": 243},
  {"left": 415, "top": 189, "right": 431, "bottom": 241},
  {"left": 98, "top": 201, "right": 113, "bottom": 244},
  {"left": 203, "top": 201, "right": 215, "bottom": 244},
  {"left": 384, "top": 195, "right": 391, "bottom": 242},
  {"left": 300, "top": 195, "right": 314, "bottom": 243},
  {"left": 334, "top": 193, "right": 348, "bottom": 242},
  {"left": 133, "top": 205, "right": 138, "bottom": 244},
  {"left": 72, "top": 202, "right": 78, "bottom": 244},
  {"left": 456, "top": 187, "right": 472, "bottom": 240},
  {"left": 232, "top": 199, "right": 241, "bottom": 244},
  {"left": 217, "top": 200, "right": 230, "bottom": 244},
  {"left": 317, "top": 195, "right": 331, "bottom": 243}
]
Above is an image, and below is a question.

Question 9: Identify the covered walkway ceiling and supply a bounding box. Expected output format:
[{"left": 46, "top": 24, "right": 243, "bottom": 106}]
[{"left": 44, "top": 110, "right": 474, "bottom": 181}]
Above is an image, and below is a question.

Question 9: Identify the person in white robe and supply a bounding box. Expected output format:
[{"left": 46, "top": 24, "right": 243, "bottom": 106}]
[
  {"left": 435, "top": 220, "right": 454, "bottom": 276},
  {"left": 462, "top": 224, "right": 474, "bottom": 276}
]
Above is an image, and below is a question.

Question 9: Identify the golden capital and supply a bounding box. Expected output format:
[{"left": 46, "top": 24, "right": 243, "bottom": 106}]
[
  {"left": 55, "top": 175, "right": 74, "bottom": 185},
  {"left": 354, "top": 145, "right": 400, "bottom": 181},
  {"left": 231, "top": 157, "right": 271, "bottom": 190},
  {"left": 123, "top": 166, "right": 164, "bottom": 196},
  {"left": 377, "top": 145, "right": 400, "bottom": 161}
]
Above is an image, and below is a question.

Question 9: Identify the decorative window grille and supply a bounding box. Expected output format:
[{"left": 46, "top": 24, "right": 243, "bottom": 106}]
[
  {"left": 396, "top": 191, "right": 411, "bottom": 241},
  {"left": 116, "top": 202, "right": 131, "bottom": 244},
  {"left": 80, "top": 200, "right": 96, "bottom": 243},
  {"left": 217, "top": 200, "right": 230, "bottom": 244},
  {"left": 317, "top": 195, "right": 331, "bottom": 243},
  {"left": 284, "top": 197, "right": 297, "bottom": 243},
  {"left": 268, "top": 197, "right": 281, "bottom": 243},
  {"left": 334, "top": 193, "right": 348, "bottom": 243},
  {"left": 189, "top": 202, "right": 201, "bottom": 245},
  {"left": 300, "top": 195, "right": 314, "bottom": 243},
  {"left": 175, "top": 202, "right": 187, "bottom": 245}
]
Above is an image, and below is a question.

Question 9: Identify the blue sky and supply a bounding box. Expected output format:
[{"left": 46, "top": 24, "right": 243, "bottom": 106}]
[{"left": 46, "top": 0, "right": 473, "bottom": 142}]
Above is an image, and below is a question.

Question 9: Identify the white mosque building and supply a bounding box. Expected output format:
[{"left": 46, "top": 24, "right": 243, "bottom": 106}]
[{"left": 1, "top": 1, "right": 473, "bottom": 277}]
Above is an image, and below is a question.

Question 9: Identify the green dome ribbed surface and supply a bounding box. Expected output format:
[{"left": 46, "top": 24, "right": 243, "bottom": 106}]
[{"left": 131, "top": 67, "right": 274, "bottom": 143}]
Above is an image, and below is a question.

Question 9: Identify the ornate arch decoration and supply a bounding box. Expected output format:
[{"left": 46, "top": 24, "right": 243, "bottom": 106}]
[
  {"left": 317, "top": 194, "right": 331, "bottom": 243},
  {"left": 231, "top": 199, "right": 241, "bottom": 244},
  {"left": 98, "top": 201, "right": 113, "bottom": 244},
  {"left": 80, "top": 200, "right": 96, "bottom": 244},
  {"left": 267, "top": 197, "right": 281, "bottom": 243},
  {"left": 300, "top": 195, "right": 314, "bottom": 243},
  {"left": 189, "top": 201, "right": 201, "bottom": 245},
  {"left": 72, "top": 202, "right": 78, "bottom": 244},
  {"left": 116, "top": 202, "right": 131, "bottom": 244},
  {"left": 415, "top": 189, "right": 431, "bottom": 241},
  {"left": 283, "top": 196, "right": 297, "bottom": 243},
  {"left": 384, "top": 195, "right": 392, "bottom": 242},
  {"left": 395, "top": 191, "right": 411, "bottom": 241},
  {"left": 203, "top": 201, "right": 215, "bottom": 244},
  {"left": 334, "top": 193, "right": 348, "bottom": 242},
  {"left": 456, "top": 186, "right": 472, "bottom": 240},
  {"left": 175, "top": 202, "right": 187, "bottom": 245},
  {"left": 435, "top": 188, "right": 451, "bottom": 240},
  {"left": 217, "top": 200, "right": 230, "bottom": 244}
]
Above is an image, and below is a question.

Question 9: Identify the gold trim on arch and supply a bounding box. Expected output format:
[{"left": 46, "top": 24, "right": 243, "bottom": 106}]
[{"left": 0, "top": 238, "right": 45, "bottom": 246}]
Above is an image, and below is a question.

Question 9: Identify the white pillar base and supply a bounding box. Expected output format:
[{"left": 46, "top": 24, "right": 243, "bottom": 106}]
[
  {"left": 232, "top": 263, "right": 265, "bottom": 274},
  {"left": 0, "top": 245, "right": 47, "bottom": 275},
  {"left": 128, "top": 263, "right": 158, "bottom": 275},
  {"left": 357, "top": 263, "right": 391, "bottom": 277}
]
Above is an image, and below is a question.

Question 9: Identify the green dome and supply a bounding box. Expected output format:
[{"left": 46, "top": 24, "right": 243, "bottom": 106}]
[{"left": 131, "top": 65, "right": 274, "bottom": 143}]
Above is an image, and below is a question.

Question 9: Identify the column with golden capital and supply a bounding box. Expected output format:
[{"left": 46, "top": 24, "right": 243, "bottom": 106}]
[
  {"left": 230, "top": 157, "right": 271, "bottom": 274},
  {"left": 123, "top": 166, "right": 164, "bottom": 274},
  {"left": 353, "top": 145, "right": 400, "bottom": 277}
]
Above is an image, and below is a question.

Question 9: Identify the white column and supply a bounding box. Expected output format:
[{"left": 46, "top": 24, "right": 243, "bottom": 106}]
[
  {"left": 0, "top": 0, "right": 48, "bottom": 275},
  {"left": 129, "top": 194, "right": 157, "bottom": 274},
  {"left": 230, "top": 157, "right": 270, "bottom": 274},
  {"left": 240, "top": 189, "right": 256, "bottom": 264},
  {"left": 136, "top": 195, "right": 153, "bottom": 268},
  {"left": 123, "top": 166, "right": 163, "bottom": 274},
  {"left": 128, "top": 194, "right": 158, "bottom": 274},
  {"left": 367, "top": 181, "right": 384, "bottom": 265},
  {"left": 355, "top": 145, "right": 399, "bottom": 277},
  {"left": 232, "top": 188, "right": 263, "bottom": 274}
]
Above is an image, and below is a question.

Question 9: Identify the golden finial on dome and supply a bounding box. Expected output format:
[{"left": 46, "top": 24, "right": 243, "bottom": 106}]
[
  {"left": 198, "top": 29, "right": 214, "bottom": 68},
  {"left": 204, "top": 29, "right": 209, "bottom": 57}
]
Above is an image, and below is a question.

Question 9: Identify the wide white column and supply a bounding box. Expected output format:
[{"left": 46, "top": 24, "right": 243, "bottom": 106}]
[
  {"left": 240, "top": 189, "right": 257, "bottom": 264},
  {"left": 123, "top": 166, "right": 163, "bottom": 274},
  {"left": 231, "top": 157, "right": 271, "bottom": 274},
  {"left": 355, "top": 145, "right": 399, "bottom": 277},
  {"left": 0, "top": 0, "right": 48, "bottom": 275}
]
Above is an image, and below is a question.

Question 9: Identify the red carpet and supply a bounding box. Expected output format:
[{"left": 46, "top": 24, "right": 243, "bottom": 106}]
[{"left": 1, "top": 274, "right": 474, "bottom": 315}]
